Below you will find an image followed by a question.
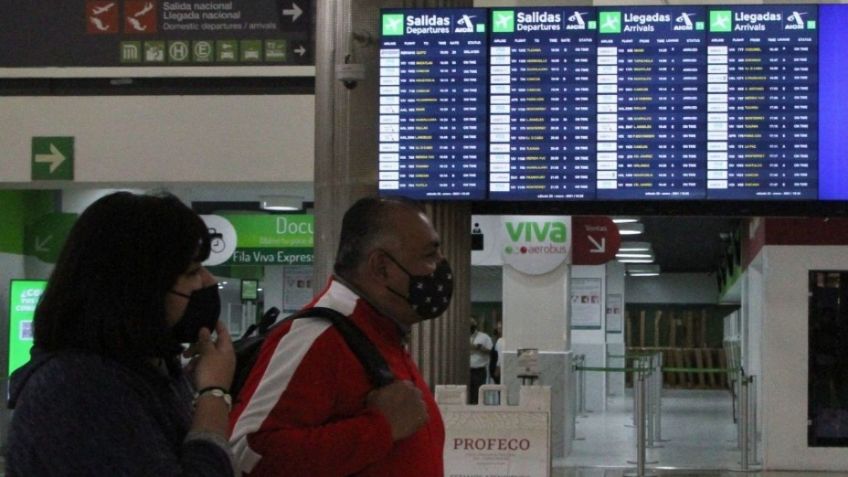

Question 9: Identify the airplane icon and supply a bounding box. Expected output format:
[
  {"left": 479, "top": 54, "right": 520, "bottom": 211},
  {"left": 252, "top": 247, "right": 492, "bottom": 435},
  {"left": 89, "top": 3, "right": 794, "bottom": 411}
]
[
  {"left": 90, "top": 16, "right": 110, "bottom": 31},
  {"left": 127, "top": 17, "right": 147, "bottom": 31},
  {"left": 602, "top": 15, "right": 619, "bottom": 30},
  {"left": 495, "top": 13, "right": 512, "bottom": 29},
  {"left": 677, "top": 13, "right": 694, "bottom": 28},
  {"left": 134, "top": 2, "right": 154, "bottom": 18},
  {"left": 92, "top": 3, "right": 115, "bottom": 15},
  {"left": 712, "top": 15, "right": 730, "bottom": 30},
  {"left": 385, "top": 16, "right": 402, "bottom": 32}
]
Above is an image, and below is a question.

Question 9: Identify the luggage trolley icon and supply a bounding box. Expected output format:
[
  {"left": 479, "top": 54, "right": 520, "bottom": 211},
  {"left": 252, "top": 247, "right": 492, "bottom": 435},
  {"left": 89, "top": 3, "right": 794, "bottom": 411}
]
[{"left": 208, "top": 228, "right": 225, "bottom": 253}]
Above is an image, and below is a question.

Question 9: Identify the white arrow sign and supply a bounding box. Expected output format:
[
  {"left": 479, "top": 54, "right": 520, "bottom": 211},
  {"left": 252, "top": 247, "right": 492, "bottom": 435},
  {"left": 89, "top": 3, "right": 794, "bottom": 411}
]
[
  {"left": 294, "top": 45, "right": 306, "bottom": 56},
  {"left": 35, "top": 235, "right": 53, "bottom": 253},
  {"left": 283, "top": 2, "right": 303, "bottom": 22},
  {"left": 588, "top": 235, "right": 606, "bottom": 253},
  {"left": 35, "top": 144, "right": 66, "bottom": 173}
]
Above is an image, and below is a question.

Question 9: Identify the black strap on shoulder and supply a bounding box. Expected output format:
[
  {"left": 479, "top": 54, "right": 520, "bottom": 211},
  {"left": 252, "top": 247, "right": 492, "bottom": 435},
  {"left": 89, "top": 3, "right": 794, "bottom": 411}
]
[{"left": 294, "top": 307, "right": 395, "bottom": 388}]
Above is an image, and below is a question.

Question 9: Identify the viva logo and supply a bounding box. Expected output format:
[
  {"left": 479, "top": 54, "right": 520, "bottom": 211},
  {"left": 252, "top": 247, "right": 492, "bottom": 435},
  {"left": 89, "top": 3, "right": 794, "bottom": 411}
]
[{"left": 504, "top": 221, "right": 567, "bottom": 255}]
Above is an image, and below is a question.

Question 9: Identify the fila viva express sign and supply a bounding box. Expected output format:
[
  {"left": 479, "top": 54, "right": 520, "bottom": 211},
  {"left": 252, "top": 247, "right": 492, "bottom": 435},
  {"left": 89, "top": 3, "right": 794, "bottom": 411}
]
[{"left": 500, "top": 216, "right": 571, "bottom": 275}]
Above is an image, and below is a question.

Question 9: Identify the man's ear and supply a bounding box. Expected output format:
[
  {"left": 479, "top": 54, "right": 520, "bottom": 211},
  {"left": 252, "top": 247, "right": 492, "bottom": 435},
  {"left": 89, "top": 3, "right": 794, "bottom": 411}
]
[{"left": 366, "top": 249, "right": 391, "bottom": 283}]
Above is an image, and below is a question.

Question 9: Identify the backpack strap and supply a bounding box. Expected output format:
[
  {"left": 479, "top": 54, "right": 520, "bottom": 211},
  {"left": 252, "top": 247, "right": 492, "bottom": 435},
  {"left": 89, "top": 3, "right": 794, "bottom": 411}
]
[{"left": 294, "top": 307, "right": 395, "bottom": 388}]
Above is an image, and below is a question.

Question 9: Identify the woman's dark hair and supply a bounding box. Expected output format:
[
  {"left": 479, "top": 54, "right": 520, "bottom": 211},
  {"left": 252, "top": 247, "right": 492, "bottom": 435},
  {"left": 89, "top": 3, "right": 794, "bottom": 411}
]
[{"left": 34, "top": 192, "right": 211, "bottom": 367}]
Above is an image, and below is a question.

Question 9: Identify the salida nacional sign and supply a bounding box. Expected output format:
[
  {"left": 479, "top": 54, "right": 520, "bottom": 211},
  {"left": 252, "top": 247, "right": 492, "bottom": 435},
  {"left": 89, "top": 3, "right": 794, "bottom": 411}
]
[{"left": 500, "top": 216, "right": 571, "bottom": 275}]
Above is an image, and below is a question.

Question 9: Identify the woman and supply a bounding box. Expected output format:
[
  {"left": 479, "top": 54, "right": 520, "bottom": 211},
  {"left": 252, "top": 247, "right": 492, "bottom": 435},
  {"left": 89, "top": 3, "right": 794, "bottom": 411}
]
[{"left": 6, "top": 192, "right": 235, "bottom": 476}]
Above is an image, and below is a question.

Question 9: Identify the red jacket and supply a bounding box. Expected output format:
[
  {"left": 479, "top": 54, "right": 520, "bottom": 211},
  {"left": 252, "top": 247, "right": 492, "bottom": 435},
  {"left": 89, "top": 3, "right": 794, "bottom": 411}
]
[{"left": 229, "top": 278, "right": 445, "bottom": 477}]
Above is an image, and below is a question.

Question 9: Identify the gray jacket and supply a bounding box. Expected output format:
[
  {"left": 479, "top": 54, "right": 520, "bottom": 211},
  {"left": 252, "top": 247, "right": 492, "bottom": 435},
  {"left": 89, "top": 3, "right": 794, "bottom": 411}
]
[{"left": 6, "top": 349, "right": 232, "bottom": 477}]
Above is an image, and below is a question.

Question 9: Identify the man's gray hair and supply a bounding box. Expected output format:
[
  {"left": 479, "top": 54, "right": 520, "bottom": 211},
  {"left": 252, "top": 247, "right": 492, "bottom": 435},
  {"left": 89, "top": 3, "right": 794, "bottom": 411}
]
[{"left": 334, "top": 197, "right": 424, "bottom": 276}]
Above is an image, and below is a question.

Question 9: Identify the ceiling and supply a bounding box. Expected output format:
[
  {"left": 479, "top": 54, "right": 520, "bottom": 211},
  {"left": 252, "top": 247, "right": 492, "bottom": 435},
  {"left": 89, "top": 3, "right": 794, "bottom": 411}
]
[
  {"left": 638, "top": 216, "right": 741, "bottom": 274},
  {"left": 60, "top": 184, "right": 739, "bottom": 275}
]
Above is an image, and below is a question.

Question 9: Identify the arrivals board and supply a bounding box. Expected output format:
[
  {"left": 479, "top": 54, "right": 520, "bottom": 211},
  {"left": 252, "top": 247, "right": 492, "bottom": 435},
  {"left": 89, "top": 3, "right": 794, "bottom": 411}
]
[
  {"left": 378, "top": 5, "right": 848, "bottom": 203},
  {"left": 378, "top": 9, "right": 488, "bottom": 199},
  {"left": 705, "top": 5, "right": 818, "bottom": 200},
  {"left": 595, "top": 6, "right": 707, "bottom": 200}
]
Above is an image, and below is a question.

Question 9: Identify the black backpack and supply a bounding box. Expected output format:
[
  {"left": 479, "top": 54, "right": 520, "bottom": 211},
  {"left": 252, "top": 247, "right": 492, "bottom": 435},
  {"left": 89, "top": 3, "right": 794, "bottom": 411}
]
[{"left": 230, "top": 306, "right": 395, "bottom": 400}]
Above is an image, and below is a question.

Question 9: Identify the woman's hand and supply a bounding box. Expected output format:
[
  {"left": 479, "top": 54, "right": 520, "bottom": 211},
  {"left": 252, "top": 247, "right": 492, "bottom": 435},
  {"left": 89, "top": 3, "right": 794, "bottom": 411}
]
[{"left": 186, "top": 320, "right": 235, "bottom": 391}]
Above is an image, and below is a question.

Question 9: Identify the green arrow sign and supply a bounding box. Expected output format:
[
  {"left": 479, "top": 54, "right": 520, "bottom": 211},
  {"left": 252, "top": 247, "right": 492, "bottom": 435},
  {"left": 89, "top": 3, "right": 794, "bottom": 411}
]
[
  {"left": 32, "top": 137, "right": 74, "bottom": 181},
  {"left": 25, "top": 213, "right": 77, "bottom": 263}
]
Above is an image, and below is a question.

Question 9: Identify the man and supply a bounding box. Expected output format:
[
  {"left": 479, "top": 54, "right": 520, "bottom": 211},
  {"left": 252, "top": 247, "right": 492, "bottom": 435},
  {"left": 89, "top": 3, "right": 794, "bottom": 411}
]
[
  {"left": 468, "top": 317, "right": 492, "bottom": 404},
  {"left": 230, "top": 197, "right": 451, "bottom": 476},
  {"left": 491, "top": 320, "right": 504, "bottom": 385}
]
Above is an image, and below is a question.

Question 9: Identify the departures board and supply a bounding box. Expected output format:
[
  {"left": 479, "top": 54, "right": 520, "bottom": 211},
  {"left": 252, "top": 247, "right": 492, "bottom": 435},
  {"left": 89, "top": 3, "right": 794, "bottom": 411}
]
[{"left": 377, "top": 5, "right": 848, "bottom": 202}]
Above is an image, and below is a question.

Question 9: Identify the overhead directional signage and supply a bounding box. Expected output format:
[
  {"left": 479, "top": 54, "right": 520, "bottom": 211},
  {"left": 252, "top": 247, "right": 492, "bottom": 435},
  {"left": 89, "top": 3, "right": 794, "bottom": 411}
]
[
  {"left": 0, "top": 1, "right": 315, "bottom": 68},
  {"left": 572, "top": 216, "right": 620, "bottom": 265},
  {"left": 24, "top": 213, "right": 78, "bottom": 263},
  {"left": 32, "top": 137, "right": 74, "bottom": 181}
]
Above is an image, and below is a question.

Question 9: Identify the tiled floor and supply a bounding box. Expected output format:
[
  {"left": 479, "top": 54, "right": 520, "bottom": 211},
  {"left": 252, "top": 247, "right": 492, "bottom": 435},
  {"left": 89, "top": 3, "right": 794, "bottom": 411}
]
[
  {"left": 558, "top": 388, "right": 740, "bottom": 470},
  {"left": 557, "top": 471, "right": 846, "bottom": 477},
  {"left": 552, "top": 389, "right": 847, "bottom": 477}
]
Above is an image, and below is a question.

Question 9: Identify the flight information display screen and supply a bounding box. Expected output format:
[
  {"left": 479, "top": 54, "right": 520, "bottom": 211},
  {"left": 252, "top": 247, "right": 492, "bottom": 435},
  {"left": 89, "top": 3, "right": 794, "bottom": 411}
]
[
  {"left": 705, "top": 5, "right": 818, "bottom": 200},
  {"left": 378, "top": 9, "right": 488, "bottom": 199},
  {"left": 488, "top": 8, "right": 597, "bottom": 201},
  {"left": 594, "top": 6, "right": 708, "bottom": 200},
  {"left": 378, "top": 5, "right": 848, "bottom": 203}
]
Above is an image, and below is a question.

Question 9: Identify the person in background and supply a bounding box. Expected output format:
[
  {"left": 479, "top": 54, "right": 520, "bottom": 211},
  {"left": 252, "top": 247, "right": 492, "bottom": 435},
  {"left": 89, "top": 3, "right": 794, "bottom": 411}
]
[
  {"left": 491, "top": 320, "right": 504, "bottom": 385},
  {"left": 230, "top": 197, "right": 450, "bottom": 476},
  {"left": 469, "top": 317, "right": 493, "bottom": 404},
  {"left": 6, "top": 192, "right": 236, "bottom": 477}
]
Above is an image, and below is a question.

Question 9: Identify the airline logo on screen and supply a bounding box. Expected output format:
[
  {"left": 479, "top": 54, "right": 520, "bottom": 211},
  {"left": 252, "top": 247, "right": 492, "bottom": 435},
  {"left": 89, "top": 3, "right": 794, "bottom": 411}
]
[
  {"left": 674, "top": 13, "right": 705, "bottom": 31},
  {"left": 383, "top": 13, "right": 485, "bottom": 36}
]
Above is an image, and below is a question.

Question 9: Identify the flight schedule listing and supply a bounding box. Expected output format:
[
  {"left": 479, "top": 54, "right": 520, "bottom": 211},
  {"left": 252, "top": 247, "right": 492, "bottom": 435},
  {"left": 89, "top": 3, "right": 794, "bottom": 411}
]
[
  {"left": 705, "top": 6, "right": 818, "bottom": 200},
  {"left": 488, "top": 8, "right": 598, "bottom": 200},
  {"left": 378, "top": 9, "right": 488, "bottom": 199},
  {"left": 378, "top": 5, "right": 839, "bottom": 202},
  {"left": 595, "top": 7, "right": 708, "bottom": 200}
]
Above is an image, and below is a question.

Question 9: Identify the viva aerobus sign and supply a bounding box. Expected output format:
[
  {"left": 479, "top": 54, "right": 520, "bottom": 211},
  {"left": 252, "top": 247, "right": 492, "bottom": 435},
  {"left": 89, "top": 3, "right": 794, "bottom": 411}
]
[
  {"left": 500, "top": 216, "right": 571, "bottom": 275},
  {"left": 201, "top": 214, "right": 313, "bottom": 266}
]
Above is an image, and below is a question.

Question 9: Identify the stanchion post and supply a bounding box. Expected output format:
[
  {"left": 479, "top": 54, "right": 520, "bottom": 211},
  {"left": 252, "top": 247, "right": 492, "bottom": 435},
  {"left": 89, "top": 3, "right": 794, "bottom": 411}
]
[
  {"left": 646, "top": 355, "right": 655, "bottom": 448},
  {"left": 571, "top": 356, "right": 578, "bottom": 441},
  {"left": 740, "top": 372, "right": 749, "bottom": 471},
  {"left": 656, "top": 352, "right": 664, "bottom": 442},
  {"left": 576, "top": 355, "right": 586, "bottom": 417},
  {"left": 636, "top": 370, "right": 647, "bottom": 477},
  {"left": 736, "top": 369, "right": 744, "bottom": 449},
  {"left": 750, "top": 375, "right": 759, "bottom": 465}
]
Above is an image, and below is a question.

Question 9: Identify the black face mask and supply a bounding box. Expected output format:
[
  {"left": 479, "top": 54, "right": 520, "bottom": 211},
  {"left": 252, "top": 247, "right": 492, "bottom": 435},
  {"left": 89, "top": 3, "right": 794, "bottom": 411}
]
[
  {"left": 170, "top": 284, "right": 221, "bottom": 343},
  {"left": 384, "top": 252, "right": 454, "bottom": 321}
]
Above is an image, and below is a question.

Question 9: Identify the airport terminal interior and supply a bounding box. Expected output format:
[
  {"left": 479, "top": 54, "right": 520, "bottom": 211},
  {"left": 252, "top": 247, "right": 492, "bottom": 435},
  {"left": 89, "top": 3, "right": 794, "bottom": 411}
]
[{"left": 3, "top": 0, "right": 848, "bottom": 476}]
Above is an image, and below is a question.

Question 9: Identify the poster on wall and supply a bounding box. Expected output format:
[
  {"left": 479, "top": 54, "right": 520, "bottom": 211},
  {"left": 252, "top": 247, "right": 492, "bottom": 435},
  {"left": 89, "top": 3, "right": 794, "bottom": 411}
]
[
  {"left": 570, "top": 278, "right": 602, "bottom": 329},
  {"left": 8, "top": 280, "right": 47, "bottom": 376},
  {"left": 283, "top": 266, "right": 313, "bottom": 312},
  {"left": 606, "top": 293, "right": 623, "bottom": 333}
]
